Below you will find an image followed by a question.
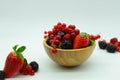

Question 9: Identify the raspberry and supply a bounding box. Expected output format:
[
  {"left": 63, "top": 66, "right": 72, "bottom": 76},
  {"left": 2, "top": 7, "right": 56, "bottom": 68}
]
[
  {"left": 0, "top": 70, "right": 6, "bottom": 80},
  {"left": 61, "top": 40, "right": 72, "bottom": 49},
  {"left": 98, "top": 40, "right": 107, "bottom": 49},
  {"left": 62, "top": 34, "right": 72, "bottom": 42},
  {"left": 106, "top": 44, "right": 116, "bottom": 53},
  {"left": 110, "top": 37, "right": 118, "bottom": 44}
]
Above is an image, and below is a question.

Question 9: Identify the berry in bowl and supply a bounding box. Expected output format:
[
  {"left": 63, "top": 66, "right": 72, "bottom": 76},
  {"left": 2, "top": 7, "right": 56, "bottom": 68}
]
[{"left": 43, "top": 22, "right": 100, "bottom": 67}]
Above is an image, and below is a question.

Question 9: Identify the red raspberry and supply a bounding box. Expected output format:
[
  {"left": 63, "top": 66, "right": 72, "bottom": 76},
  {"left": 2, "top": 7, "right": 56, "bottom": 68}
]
[
  {"left": 110, "top": 37, "right": 118, "bottom": 44},
  {"left": 62, "top": 34, "right": 72, "bottom": 42}
]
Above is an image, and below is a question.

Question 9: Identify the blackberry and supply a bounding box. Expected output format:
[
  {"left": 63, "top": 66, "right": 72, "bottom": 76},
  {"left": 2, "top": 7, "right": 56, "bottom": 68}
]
[
  {"left": 46, "top": 38, "right": 51, "bottom": 46},
  {"left": 98, "top": 41, "right": 107, "bottom": 49},
  {"left": 0, "top": 70, "right": 6, "bottom": 80},
  {"left": 61, "top": 40, "right": 72, "bottom": 49},
  {"left": 106, "top": 44, "right": 116, "bottom": 53},
  {"left": 57, "top": 31, "right": 65, "bottom": 38},
  {"left": 30, "top": 61, "right": 39, "bottom": 72}
]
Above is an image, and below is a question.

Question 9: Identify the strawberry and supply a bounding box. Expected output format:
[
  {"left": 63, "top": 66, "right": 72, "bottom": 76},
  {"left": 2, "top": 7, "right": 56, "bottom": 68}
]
[
  {"left": 3, "top": 45, "right": 26, "bottom": 78},
  {"left": 73, "top": 32, "right": 89, "bottom": 49}
]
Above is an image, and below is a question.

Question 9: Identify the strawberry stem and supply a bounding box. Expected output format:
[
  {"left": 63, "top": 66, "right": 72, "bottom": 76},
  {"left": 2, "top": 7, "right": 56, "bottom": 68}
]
[{"left": 12, "top": 45, "right": 26, "bottom": 59}]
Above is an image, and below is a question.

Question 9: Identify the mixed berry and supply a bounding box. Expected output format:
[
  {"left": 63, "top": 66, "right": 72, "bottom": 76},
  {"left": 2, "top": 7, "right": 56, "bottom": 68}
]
[
  {"left": 0, "top": 45, "right": 39, "bottom": 80},
  {"left": 44, "top": 22, "right": 100, "bottom": 54},
  {"left": 98, "top": 37, "right": 120, "bottom": 53}
]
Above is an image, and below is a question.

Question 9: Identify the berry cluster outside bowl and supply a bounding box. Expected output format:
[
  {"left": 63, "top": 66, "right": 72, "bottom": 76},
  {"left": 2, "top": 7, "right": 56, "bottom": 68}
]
[{"left": 43, "top": 38, "right": 96, "bottom": 67}]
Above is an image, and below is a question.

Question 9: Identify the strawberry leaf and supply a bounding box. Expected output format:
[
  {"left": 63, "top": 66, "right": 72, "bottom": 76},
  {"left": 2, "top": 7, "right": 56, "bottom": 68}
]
[
  {"left": 17, "top": 46, "right": 26, "bottom": 53},
  {"left": 80, "top": 32, "right": 88, "bottom": 37},
  {"left": 89, "top": 40, "right": 95, "bottom": 46},
  {"left": 17, "top": 53, "right": 24, "bottom": 59},
  {"left": 13, "top": 45, "right": 18, "bottom": 52},
  {"left": 24, "top": 58, "right": 28, "bottom": 67}
]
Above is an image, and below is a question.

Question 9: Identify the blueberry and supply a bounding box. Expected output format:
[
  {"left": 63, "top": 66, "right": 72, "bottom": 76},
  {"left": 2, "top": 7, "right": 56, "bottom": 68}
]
[
  {"left": 98, "top": 41, "right": 107, "bottom": 49},
  {"left": 0, "top": 70, "right": 6, "bottom": 80},
  {"left": 106, "top": 44, "right": 116, "bottom": 53},
  {"left": 30, "top": 61, "right": 39, "bottom": 72},
  {"left": 61, "top": 40, "right": 72, "bottom": 49},
  {"left": 57, "top": 31, "right": 65, "bottom": 38},
  {"left": 46, "top": 38, "right": 51, "bottom": 46}
]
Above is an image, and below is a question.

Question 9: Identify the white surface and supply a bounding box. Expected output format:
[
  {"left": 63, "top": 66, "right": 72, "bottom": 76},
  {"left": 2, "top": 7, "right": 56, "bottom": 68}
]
[{"left": 0, "top": 0, "right": 120, "bottom": 80}]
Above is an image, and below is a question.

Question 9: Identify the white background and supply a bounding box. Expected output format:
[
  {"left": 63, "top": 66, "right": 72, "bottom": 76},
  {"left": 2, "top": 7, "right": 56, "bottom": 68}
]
[{"left": 0, "top": 0, "right": 120, "bottom": 80}]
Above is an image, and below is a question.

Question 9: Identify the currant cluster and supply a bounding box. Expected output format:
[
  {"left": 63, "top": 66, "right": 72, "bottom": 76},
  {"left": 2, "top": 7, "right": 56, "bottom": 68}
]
[
  {"left": 44, "top": 22, "right": 80, "bottom": 54},
  {"left": 98, "top": 37, "right": 120, "bottom": 53},
  {"left": 20, "top": 61, "right": 39, "bottom": 75}
]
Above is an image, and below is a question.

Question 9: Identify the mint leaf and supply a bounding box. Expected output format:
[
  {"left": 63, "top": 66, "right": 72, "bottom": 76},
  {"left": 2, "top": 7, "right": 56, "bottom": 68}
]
[
  {"left": 13, "top": 45, "right": 18, "bottom": 52},
  {"left": 17, "top": 46, "right": 26, "bottom": 53}
]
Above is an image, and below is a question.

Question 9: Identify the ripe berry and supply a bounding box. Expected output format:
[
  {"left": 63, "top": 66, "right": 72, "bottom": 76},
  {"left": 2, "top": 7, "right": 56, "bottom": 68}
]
[
  {"left": 62, "top": 34, "right": 72, "bottom": 42},
  {"left": 68, "top": 25, "right": 75, "bottom": 30},
  {"left": 52, "top": 48, "right": 57, "bottom": 54},
  {"left": 61, "top": 40, "right": 72, "bottom": 49},
  {"left": 46, "top": 38, "right": 51, "bottom": 45},
  {"left": 50, "top": 34, "right": 54, "bottom": 39},
  {"left": 71, "top": 32, "right": 76, "bottom": 38},
  {"left": 110, "top": 37, "right": 118, "bottom": 44},
  {"left": 74, "top": 29, "right": 80, "bottom": 35},
  {"left": 98, "top": 40, "right": 107, "bottom": 49},
  {"left": 56, "top": 35, "right": 61, "bottom": 40},
  {"left": 0, "top": 70, "right": 6, "bottom": 80},
  {"left": 30, "top": 70, "right": 35, "bottom": 75},
  {"left": 30, "top": 61, "right": 39, "bottom": 72},
  {"left": 106, "top": 44, "right": 116, "bottom": 53}
]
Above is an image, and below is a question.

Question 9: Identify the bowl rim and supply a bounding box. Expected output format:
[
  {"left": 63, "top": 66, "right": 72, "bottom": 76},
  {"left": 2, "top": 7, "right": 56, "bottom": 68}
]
[{"left": 43, "top": 39, "right": 96, "bottom": 52}]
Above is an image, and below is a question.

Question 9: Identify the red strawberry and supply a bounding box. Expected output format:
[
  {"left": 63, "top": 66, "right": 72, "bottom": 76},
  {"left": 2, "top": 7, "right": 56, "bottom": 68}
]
[
  {"left": 73, "top": 32, "right": 89, "bottom": 49},
  {"left": 3, "top": 45, "right": 26, "bottom": 78},
  {"left": 62, "top": 33, "right": 72, "bottom": 42}
]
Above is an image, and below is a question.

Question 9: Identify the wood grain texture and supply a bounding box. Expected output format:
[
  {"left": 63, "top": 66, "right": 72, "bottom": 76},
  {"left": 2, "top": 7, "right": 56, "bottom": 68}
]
[{"left": 43, "top": 39, "right": 96, "bottom": 67}]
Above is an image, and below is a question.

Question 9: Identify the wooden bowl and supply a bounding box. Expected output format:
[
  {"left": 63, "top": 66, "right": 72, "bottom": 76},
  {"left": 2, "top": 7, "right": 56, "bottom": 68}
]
[{"left": 43, "top": 39, "right": 96, "bottom": 67}]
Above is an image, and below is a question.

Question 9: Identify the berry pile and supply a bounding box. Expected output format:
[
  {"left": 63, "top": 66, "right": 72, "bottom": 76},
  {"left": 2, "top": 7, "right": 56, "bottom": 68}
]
[
  {"left": 0, "top": 45, "right": 39, "bottom": 80},
  {"left": 20, "top": 61, "right": 39, "bottom": 76},
  {"left": 44, "top": 22, "right": 100, "bottom": 54},
  {"left": 98, "top": 37, "right": 120, "bottom": 53}
]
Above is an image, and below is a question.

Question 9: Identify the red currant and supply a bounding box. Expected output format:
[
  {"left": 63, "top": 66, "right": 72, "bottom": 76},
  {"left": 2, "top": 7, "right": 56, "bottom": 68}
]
[
  {"left": 50, "top": 34, "right": 54, "bottom": 39},
  {"left": 52, "top": 48, "right": 57, "bottom": 54},
  {"left": 68, "top": 25, "right": 75, "bottom": 30}
]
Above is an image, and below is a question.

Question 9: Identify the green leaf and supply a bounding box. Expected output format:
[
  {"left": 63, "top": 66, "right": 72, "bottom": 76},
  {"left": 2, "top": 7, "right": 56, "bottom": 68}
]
[
  {"left": 89, "top": 40, "right": 95, "bottom": 46},
  {"left": 13, "top": 45, "right": 18, "bottom": 52},
  {"left": 24, "top": 58, "right": 28, "bottom": 67},
  {"left": 17, "top": 53, "right": 24, "bottom": 59},
  {"left": 17, "top": 46, "right": 26, "bottom": 53},
  {"left": 80, "top": 32, "right": 88, "bottom": 37}
]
